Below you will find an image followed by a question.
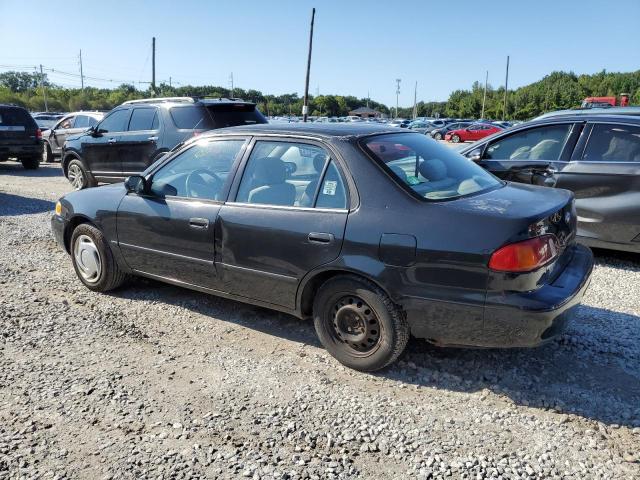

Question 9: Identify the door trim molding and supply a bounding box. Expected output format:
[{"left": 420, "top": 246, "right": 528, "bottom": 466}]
[
  {"left": 119, "top": 241, "right": 213, "bottom": 266},
  {"left": 220, "top": 262, "right": 298, "bottom": 282}
]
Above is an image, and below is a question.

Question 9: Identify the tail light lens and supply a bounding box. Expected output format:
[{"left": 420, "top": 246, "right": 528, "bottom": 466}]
[
  {"left": 36, "top": 128, "right": 42, "bottom": 139},
  {"left": 489, "top": 235, "right": 560, "bottom": 272}
]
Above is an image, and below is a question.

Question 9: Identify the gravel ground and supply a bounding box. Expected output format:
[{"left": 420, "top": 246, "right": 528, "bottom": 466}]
[{"left": 0, "top": 161, "right": 639, "bottom": 480}]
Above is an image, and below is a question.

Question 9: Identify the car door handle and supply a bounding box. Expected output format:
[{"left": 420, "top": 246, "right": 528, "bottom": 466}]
[
  {"left": 308, "top": 232, "right": 334, "bottom": 244},
  {"left": 148, "top": 136, "right": 158, "bottom": 141},
  {"left": 189, "top": 217, "right": 209, "bottom": 229},
  {"left": 107, "top": 138, "right": 117, "bottom": 143}
]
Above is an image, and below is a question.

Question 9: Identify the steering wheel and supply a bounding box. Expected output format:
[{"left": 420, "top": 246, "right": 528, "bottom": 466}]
[{"left": 185, "top": 169, "right": 223, "bottom": 199}]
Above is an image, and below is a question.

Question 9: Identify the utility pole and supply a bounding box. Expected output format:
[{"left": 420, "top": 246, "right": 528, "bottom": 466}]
[
  {"left": 395, "top": 78, "right": 401, "bottom": 119},
  {"left": 39, "top": 64, "right": 48, "bottom": 112},
  {"left": 366, "top": 90, "right": 370, "bottom": 108},
  {"left": 229, "top": 72, "right": 234, "bottom": 98},
  {"left": 169, "top": 76, "right": 172, "bottom": 87},
  {"left": 503, "top": 55, "right": 509, "bottom": 121},
  {"left": 151, "top": 37, "right": 156, "bottom": 95},
  {"left": 79, "top": 49, "right": 84, "bottom": 91},
  {"left": 481, "top": 70, "right": 488, "bottom": 119},
  {"left": 302, "top": 7, "right": 315, "bottom": 122},
  {"left": 412, "top": 81, "right": 417, "bottom": 119}
]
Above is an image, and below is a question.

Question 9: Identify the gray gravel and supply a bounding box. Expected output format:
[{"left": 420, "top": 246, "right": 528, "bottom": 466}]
[{"left": 1, "top": 161, "right": 639, "bottom": 479}]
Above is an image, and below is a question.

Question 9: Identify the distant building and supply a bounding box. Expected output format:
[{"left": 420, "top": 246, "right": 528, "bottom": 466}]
[{"left": 348, "top": 106, "right": 382, "bottom": 118}]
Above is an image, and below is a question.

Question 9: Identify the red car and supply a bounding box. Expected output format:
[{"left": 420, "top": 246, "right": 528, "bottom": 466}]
[{"left": 445, "top": 123, "right": 503, "bottom": 143}]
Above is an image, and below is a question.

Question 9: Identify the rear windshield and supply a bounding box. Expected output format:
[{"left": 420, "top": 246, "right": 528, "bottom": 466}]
[
  {"left": 362, "top": 133, "right": 501, "bottom": 200},
  {"left": 0, "top": 107, "right": 35, "bottom": 127},
  {"left": 169, "top": 106, "right": 215, "bottom": 130},
  {"left": 205, "top": 104, "right": 267, "bottom": 128}
]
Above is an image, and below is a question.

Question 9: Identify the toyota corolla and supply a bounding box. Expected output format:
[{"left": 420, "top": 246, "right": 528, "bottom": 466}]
[{"left": 51, "top": 124, "right": 593, "bottom": 371}]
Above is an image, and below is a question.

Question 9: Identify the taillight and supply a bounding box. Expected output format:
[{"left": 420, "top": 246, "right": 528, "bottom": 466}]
[
  {"left": 36, "top": 128, "right": 42, "bottom": 139},
  {"left": 489, "top": 235, "right": 560, "bottom": 272}
]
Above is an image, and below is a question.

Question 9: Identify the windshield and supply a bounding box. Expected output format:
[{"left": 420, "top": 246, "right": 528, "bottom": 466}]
[{"left": 362, "top": 133, "right": 501, "bottom": 200}]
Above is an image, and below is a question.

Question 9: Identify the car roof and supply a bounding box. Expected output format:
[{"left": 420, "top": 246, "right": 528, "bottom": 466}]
[
  {"left": 533, "top": 106, "right": 640, "bottom": 120},
  {"left": 206, "top": 122, "right": 405, "bottom": 139}
]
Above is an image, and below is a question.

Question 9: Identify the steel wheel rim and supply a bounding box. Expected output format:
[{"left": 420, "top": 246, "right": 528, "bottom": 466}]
[
  {"left": 68, "top": 164, "right": 84, "bottom": 190},
  {"left": 328, "top": 295, "right": 381, "bottom": 356},
  {"left": 74, "top": 234, "right": 101, "bottom": 283}
]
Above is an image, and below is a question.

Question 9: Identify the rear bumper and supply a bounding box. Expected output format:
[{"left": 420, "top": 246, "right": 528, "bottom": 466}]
[
  {"left": 405, "top": 244, "right": 594, "bottom": 348},
  {"left": 0, "top": 143, "right": 42, "bottom": 157}
]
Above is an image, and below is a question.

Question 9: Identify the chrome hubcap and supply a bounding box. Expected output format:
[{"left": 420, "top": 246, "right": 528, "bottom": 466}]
[
  {"left": 68, "top": 164, "right": 84, "bottom": 190},
  {"left": 74, "top": 235, "right": 101, "bottom": 283}
]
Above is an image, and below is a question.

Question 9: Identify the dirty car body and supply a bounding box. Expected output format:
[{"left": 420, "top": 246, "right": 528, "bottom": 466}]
[{"left": 52, "top": 124, "right": 593, "bottom": 369}]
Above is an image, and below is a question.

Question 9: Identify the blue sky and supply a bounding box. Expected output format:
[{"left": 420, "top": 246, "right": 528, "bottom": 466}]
[{"left": 1, "top": 0, "right": 639, "bottom": 107}]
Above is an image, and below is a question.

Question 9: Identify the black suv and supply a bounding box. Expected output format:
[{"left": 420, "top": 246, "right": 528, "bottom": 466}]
[
  {"left": 62, "top": 97, "right": 267, "bottom": 189},
  {"left": 0, "top": 104, "right": 43, "bottom": 169}
]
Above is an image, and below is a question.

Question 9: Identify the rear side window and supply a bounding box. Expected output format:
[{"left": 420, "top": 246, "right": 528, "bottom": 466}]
[
  {"left": 484, "top": 124, "right": 572, "bottom": 161},
  {"left": 362, "top": 133, "right": 501, "bottom": 200},
  {"left": 582, "top": 124, "right": 640, "bottom": 162},
  {"left": 170, "top": 106, "right": 214, "bottom": 130},
  {"left": 128, "top": 108, "right": 159, "bottom": 131},
  {"left": 0, "top": 107, "right": 35, "bottom": 127},
  {"left": 206, "top": 104, "right": 267, "bottom": 128}
]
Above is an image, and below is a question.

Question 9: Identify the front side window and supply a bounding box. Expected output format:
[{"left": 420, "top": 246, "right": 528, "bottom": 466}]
[
  {"left": 484, "top": 124, "right": 572, "bottom": 161},
  {"left": 236, "top": 141, "right": 347, "bottom": 208},
  {"left": 150, "top": 139, "right": 245, "bottom": 200},
  {"left": 98, "top": 109, "right": 130, "bottom": 133},
  {"left": 128, "top": 108, "right": 158, "bottom": 131},
  {"left": 582, "top": 124, "right": 640, "bottom": 162},
  {"left": 362, "top": 133, "right": 501, "bottom": 200},
  {"left": 59, "top": 116, "right": 75, "bottom": 129}
]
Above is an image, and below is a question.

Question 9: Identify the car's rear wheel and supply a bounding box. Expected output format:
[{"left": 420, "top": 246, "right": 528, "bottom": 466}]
[
  {"left": 20, "top": 156, "right": 40, "bottom": 170},
  {"left": 313, "top": 275, "right": 409, "bottom": 371},
  {"left": 451, "top": 134, "right": 461, "bottom": 143},
  {"left": 70, "top": 223, "right": 128, "bottom": 292},
  {"left": 66, "top": 159, "right": 96, "bottom": 189},
  {"left": 42, "top": 142, "right": 53, "bottom": 163},
  {"left": 433, "top": 132, "right": 442, "bottom": 140}
]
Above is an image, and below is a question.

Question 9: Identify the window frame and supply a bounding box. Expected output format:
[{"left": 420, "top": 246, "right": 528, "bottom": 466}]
[
  {"left": 138, "top": 136, "right": 249, "bottom": 204},
  {"left": 227, "top": 136, "right": 352, "bottom": 212},
  {"left": 576, "top": 121, "right": 640, "bottom": 163}
]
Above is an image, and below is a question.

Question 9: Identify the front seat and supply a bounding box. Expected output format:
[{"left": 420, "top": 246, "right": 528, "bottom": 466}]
[{"left": 247, "top": 157, "right": 296, "bottom": 206}]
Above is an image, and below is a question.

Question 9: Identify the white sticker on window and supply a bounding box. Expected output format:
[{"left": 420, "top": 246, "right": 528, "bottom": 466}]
[{"left": 322, "top": 180, "right": 337, "bottom": 196}]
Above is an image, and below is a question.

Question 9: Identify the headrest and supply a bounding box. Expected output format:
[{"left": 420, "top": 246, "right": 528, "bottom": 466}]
[
  {"left": 418, "top": 159, "right": 447, "bottom": 181},
  {"left": 312, "top": 153, "right": 327, "bottom": 172},
  {"left": 253, "top": 157, "right": 287, "bottom": 184}
]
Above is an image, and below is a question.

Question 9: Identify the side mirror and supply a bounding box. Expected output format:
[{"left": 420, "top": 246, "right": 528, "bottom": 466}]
[
  {"left": 124, "top": 175, "right": 147, "bottom": 194},
  {"left": 467, "top": 148, "right": 483, "bottom": 162}
]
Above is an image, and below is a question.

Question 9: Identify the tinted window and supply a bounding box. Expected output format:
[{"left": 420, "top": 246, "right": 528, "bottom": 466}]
[
  {"left": 128, "top": 108, "right": 158, "bottom": 131},
  {"left": 87, "top": 116, "right": 99, "bottom": 127},
  {"left": 582, "top": 124, "right": 640, "bottom": 162},
  {"left": 170, "top": 106, "right": 214, "bottom": 129},
  {"left": 98, "top": 109, "right": 129, "bottom": 133},
  {"left": 484, "top": 124, "right": 572, "bottom": 161},
  {"left": 73, "top": 115, "right": 89, "bottom": 128},
  {"left": 150, "top": 139, "right": 244, "bottom": 200},
  {"left": 0, "top": 107, "right": 33, "bottom": 127},
  {"left": 363, "top": 133, "right": 501, "bottom": 200},
  {"left": 206, "top": 104, "right": 267, "bottom": 128},
  {"left": 236, "top": 141, "right": 345, "bottom": 208}
]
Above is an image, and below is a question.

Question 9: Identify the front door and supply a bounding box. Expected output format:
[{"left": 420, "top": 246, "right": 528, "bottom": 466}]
[
  {"left": 116, "top": 137, "right": 247, "bottom": 289},
  {"left": 557, "top": 122, "right": 640, "bottom": 244},
  {"left": 217, "top": 139, "right": 349, "bottom": 309},
  {"left": 118, "top": 106, "right": 162, "bottom": 176},
  {"left": 83, "top": 108, "right": 131, "bottom": 180},
  {"left": 50, "top": 115, "right": 76, "bottom": 154}
]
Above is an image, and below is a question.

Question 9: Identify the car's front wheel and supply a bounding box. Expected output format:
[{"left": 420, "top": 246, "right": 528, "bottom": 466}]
[
  {"left": 313, "top": 275, "right": 409, "bottom": 371},
  {"left": 451, "top": 134, "right": 461, "bottom": 143},
  {"left": 66, "top": 159, "right": 96, "bottom": 190},
  {"left": 70, "top": 223, "right": 128, "bottom": 292}
]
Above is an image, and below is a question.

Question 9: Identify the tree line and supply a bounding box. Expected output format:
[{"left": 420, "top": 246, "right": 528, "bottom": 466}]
[{"left": 1, "top": 69, "right": 639, "bottom": 120}]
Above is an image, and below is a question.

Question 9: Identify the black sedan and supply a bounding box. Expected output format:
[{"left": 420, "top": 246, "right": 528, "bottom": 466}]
[
  {"left": 51, "top": 124, "right": 593, "bottom": 371},
  {"left": 459, "top": 114, "right": 640, "bottom": 253}
]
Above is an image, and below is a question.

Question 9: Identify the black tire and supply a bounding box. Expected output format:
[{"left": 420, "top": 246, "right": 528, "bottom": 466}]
[
  {"left": 313, "top": 275, "right": 409, "bottom": 371},
  {"left": 433, "top": 132, "right": 442, "bottom": 140},
  {"left": 42, "top": 142, "right": 53, "bottom": 163},
  {"left": 66, "top": 158, "right": 96, "bottom": 189},
  {"left": 20, "top": 156, "right": 40, "bottom": 170},
  {"left": 451, "top": 134, "right": 461, "bottom": 143},
  {"left": 70, "top": 223, "right": 128, "bottom": 292}
]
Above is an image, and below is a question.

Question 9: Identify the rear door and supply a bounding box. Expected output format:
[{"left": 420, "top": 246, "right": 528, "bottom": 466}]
[
  {"left": 216, "top": 138, "right": 349, "bottom": 309},
  {"left": 558, "top": 122, "right": 640, "bottom": 245},
  {"left": 117, "top": 107, "right": 161, "bottom": 176}
]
